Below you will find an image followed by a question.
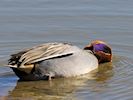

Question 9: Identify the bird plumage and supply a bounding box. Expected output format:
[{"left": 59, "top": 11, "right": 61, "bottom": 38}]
[{"left": 7, "top": 41, "right": 112, "bottom": 81}]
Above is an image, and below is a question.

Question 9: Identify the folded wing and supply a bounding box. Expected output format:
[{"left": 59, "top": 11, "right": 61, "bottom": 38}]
[{"left": 8, "top": 43, "right": 75, "bottom": 68}]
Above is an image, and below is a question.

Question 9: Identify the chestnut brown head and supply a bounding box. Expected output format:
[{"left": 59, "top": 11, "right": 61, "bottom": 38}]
[{"left": 84, "top": 40, "right": 112, "bottom": 63}]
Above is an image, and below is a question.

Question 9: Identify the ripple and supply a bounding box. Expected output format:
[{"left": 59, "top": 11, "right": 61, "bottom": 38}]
[
  {"left": 0, "top": 43, "right": 133, "bottom": 100},
  {"left": 1, "top": 55, "right": 133, "bottom": 100},
  {"left": 75, "top": 55, "right": 133, "bottom": 100}
]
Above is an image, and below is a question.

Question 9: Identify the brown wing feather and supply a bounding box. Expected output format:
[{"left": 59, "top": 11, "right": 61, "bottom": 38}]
[{"left": 8, "top": 43, "right": 73, "bottom": 68}]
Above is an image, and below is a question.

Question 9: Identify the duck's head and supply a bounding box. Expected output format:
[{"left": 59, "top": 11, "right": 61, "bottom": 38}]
[{"left": 84, "top": 40, "right": 112, "bottom": 63}]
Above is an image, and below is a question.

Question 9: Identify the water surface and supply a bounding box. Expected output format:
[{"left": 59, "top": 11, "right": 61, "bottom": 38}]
[{"left": 0, "top": 0, "right": 133, "bottom": 100}]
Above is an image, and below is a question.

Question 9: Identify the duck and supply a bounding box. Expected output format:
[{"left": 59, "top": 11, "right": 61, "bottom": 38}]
[{"left": 7, "top": 40, "right": 112, "bottom": 81}]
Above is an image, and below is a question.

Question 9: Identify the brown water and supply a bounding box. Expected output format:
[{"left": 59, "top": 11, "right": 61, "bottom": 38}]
[{"left": 0, "top": 0, "right": 133, "bottom": 100}]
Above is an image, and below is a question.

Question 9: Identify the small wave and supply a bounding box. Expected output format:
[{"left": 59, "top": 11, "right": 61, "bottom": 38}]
[{"left": 75, "top": 55, "right": 133, "bottom": 100}]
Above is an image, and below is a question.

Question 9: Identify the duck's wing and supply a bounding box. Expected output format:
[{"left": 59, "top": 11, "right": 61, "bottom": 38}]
[{"left": 8, "top": 43, "right": 76, "bottom": 68}]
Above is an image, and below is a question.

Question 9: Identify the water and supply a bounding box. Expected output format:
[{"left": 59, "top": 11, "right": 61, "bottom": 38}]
[{"left": 0, "top": 0, "right": 133, "bottom": 100}]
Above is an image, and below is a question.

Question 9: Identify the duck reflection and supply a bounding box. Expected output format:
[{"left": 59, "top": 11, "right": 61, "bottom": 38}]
[
  {"left": 95, "top": 62, "right": 113, "bottom": 82},
  {"left": 8, "top": 62, "right": 113, "bottom": 100}
]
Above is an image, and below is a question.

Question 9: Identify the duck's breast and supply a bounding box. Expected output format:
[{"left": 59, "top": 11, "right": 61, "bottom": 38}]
[{"left": 38, "top": 50, "right": 98, "bottom": 77}]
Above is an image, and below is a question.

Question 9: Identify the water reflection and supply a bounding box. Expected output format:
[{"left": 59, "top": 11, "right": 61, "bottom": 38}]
[
  {"left": 9, "top": 80, "right": 76, "bottom": 99},
  {"left": 7, "top": 62, "right": 113, "bottom": 100},
  {"left": 95, "top": 62, "right": 113, "bottom": 82}
]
